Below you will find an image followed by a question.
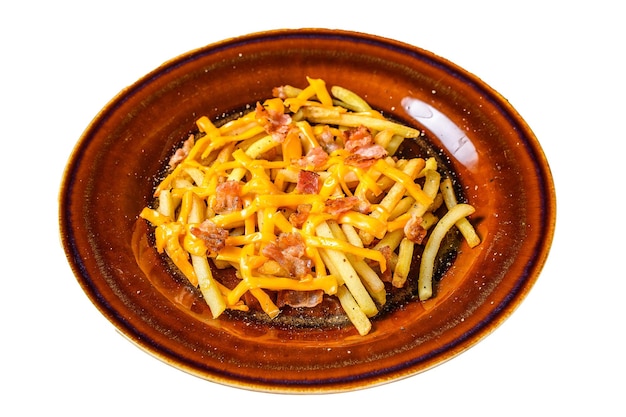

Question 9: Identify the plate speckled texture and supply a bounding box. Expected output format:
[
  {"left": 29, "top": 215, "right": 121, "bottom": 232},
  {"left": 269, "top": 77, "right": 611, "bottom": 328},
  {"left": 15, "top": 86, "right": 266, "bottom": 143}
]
[{"left": 59, "top": 29, "right": 555, "bottom": 392}]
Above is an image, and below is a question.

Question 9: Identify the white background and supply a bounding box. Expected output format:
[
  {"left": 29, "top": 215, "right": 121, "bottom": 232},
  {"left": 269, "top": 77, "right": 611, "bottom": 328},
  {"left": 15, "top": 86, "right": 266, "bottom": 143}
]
[{"left": 2, "top": 1, "right": 624, "bottom": 415}]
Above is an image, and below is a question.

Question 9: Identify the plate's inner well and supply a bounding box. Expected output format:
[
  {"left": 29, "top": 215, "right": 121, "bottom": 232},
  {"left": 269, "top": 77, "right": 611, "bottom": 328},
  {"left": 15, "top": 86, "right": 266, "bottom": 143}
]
[{"left": 131, "top": 103, "right": 469, "bottom": 333}]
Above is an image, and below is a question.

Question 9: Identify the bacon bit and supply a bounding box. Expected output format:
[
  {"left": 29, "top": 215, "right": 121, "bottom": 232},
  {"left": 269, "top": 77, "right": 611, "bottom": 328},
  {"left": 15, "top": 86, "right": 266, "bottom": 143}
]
[
  {"left": 168, "top": 134, "right": 194, "bottom": 168},
  {"left": 296, "top": 170, "right": 321, "bottom": 194},
  {"left": 289, "top": 204, "right": 312, "bottom": 228},
  {"left": 324, "top": 196, "right": 362, "bottom": 215},
  {"left": 276, "top": 289, "right": 324, "bottom": 308},
  {"left": 351, "top": 144, "right": 388, "bottom": 160},
  {"left": 404, "top": 215, "right": 427, "bottom": 244},
  {"left": 256, "top": 102, "right": 292, "bottom": 142},
  {"left": 213, "top": 180, "right": 243, "bottom": 214},
  {"left": 343, "top": 154, "right": 377, "bottom": 169},
  {"left": 190, "top": 220, "right": 229, "bottom": 254},
  {"left": 317, "top": 125, "right": 341, "bottom": 153},
  {"left": 272, "top": 86, "right": 289, "bottom": 99},
  {"left": 277, "top": 232, "right": 306, "bottom": 257},
  {"left": 344, "top": 125, "right": 374, "bottom": 151},
  {"left": 297, "top": 146, "right": 329, "bottom": 169},
  {"left": 261, "top": 232, "right": 313, "bottom": 278},
  {"left": 353, "top": 143, "right": 388, "bottom": 159},
  {"left": 343, "top": 125, "right": 388, "bottom": 167}
]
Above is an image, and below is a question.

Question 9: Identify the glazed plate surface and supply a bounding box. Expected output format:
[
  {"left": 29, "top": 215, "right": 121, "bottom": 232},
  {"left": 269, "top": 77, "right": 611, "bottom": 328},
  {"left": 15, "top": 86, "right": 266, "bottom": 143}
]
[{"left": 59, "top": 29, "right": 555, "bottom": 392}]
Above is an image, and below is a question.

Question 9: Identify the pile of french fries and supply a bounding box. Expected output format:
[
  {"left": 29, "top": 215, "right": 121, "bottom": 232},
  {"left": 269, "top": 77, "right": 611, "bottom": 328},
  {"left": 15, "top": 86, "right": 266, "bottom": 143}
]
[{"left": 139, "top": 77, "right": 480, "bottom": 336}]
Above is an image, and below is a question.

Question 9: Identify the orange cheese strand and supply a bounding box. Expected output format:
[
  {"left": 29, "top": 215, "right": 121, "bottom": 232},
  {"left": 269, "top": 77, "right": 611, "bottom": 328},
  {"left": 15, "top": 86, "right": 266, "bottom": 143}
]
[
  {"left": 337, "top": 211, "right": 387, "bottom": 239},
  {"left": 246, "top": 274, "right": 338, "bottom": 295},
  {"left": 305, "top": 236, "right": 387, "bottom": 272},
  {"left": 373, "top": 159, "right": 433, "bottom": 207},
  {"left": 154, "top": 223, "right": 198, "bottom": 286},
  {"left": 139, "top": 207, "right": 169, "bottom": 227},
  {"left": 306, "top": 76, "right": 334, "bottom": 107},
  {"left": 250, "top": 288, "right": 280, "bottom": 319}
]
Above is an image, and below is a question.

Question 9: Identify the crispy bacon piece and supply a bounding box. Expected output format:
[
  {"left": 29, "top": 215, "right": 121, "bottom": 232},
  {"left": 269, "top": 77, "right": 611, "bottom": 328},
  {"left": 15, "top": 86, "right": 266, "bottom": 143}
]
[
  {"left": 324, "top": 196, "right": 362, "bottom": 215},
  {"left": 343, "top": 154, "right": 377, "bottom": 169},
  {"left": 190, "top": 220, "right": 229, "bottom": 254},
  {"left": 343, "top": 125, "right": 388, "bottom": 168},
  {"left": 404, "top": 215, "right": 427, "bottom": 244},
  {"left": 288, "top": 204, "right": 312, "bottom": 228},
  {"left": 255, "top": 102, "right": 292, "bottom": 142},
  {"left": 296, "top": 170, "right": 320, "bottom": 194},
  {"left": 277, "top": 233, "right": 306, "bottom": 258},
  {"left": 261, "top": 232, "right": 313, "bottom": 279},
  {"left": 168, "top": 134, "right": 194, "bottom": 168},
  {"left": 276, "top": 289, "right": 324, "bottom": 308},
  {"left": 213, "top": 180, "right": 243, "bottom": 214},
  {"left": 344, "top": 125, "right": 374, "bottom": 152},
  {"left": 344, "top": 144, "right": 389, "bottom": 168},
  {"left": 272, "top": 86, "right": 289, "bottom": 99},
  {"left": 317, "top": 125, "right": 341, "bottom": 153},
  {"left": 352, "top": 143, "right": 388, "bottom": 159},
  {"left": 297, "top": 146, "right": 329, "bottom": 169}
]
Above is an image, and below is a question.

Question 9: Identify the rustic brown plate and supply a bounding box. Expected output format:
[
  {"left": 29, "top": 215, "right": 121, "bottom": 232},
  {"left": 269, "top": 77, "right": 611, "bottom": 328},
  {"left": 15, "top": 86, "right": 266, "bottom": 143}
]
[{"left": 59, "top": 29, "right": 555, "bottom": 392}]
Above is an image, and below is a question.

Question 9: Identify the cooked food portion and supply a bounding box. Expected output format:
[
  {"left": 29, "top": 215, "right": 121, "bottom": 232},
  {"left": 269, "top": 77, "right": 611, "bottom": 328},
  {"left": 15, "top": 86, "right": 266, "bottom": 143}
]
[{"left": 139, "top": 77, "right": 480, "bottom": 335}]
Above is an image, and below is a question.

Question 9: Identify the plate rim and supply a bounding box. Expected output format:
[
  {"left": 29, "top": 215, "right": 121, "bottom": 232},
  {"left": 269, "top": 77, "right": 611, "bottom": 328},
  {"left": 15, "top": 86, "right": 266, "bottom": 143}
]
[{"left": 59, "top": 28, "right": 556, "bottom": 393}]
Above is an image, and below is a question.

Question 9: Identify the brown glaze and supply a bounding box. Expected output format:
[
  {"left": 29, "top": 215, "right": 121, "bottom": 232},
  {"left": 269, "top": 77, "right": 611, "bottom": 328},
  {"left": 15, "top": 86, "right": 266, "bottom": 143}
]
[{"left": 59, "top": 29, "right": 556, "bottom": 392}]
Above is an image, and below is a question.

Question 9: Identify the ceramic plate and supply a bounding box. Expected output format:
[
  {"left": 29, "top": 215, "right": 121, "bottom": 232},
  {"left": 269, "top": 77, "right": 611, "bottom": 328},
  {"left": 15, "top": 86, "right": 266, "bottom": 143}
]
[{"left": 59, "top": 29, "right": 556, "bottom": 392}]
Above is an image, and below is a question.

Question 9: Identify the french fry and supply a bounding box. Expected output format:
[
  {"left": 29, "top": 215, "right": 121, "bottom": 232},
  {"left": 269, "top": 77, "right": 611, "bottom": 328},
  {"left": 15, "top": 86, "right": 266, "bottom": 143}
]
[
  {"left": 336, "top": 285, "right": 371, "bottom": 336},
  {"left": 327, "top": 220, "right": 386, "bottom": 305},
  {"left": 276, "top": 84, "right": 303, "bottom": 98},
  {"left": 184, "top": 166, "right": 205, "bottom": 186},
  {"left": 374, "top": 159, "right": 432, "bottom": 208},
  {"left": 300, "top": 106, "right": 421, "bottom": 138},
  {"left": 402, "top": 169, "right": 442, "bottom": 234},
  {"left": 157, "top": 189, "right": 174, "bottom": 219},
  {"left": 360, "top": 158, "right": 424, "bottom": 245},
  {"left": 373, "top": 228, "right": 405, "bottom": 252},
  {"left": 376, "top": 158, "right": 425, "bottom": 218},
  {"left": 392, "top": 237, "right": 414, "bottom": 288},
  {"left": 187, "top": 193, "right": 228, "bottom": 318},
  {"left": 350, "top": 258, "right": 387, "bottom": 306},
  {"left": 340, "top": 223, "right": 365, "bottom": 250},
  {"left": 316, "top": 222, "right": 378, "bottom": 317},
  {"left": 418, "top": 157, "right": 438, "bottom": 177},
  {"left": 418, "top": 203, "right": 476, "bottom": 301},
  {"left": 385, "top": 134, "right": 406, "bottom": 156},
  {"left": 373, "top": 129, "right": 395, "bottom": 150},
  {"left": 388, "top": 196, "right": 415, "bottom": 221},
  {"left": 330, "top": 85, "right": 372, "bottom": 112},
  {"left": 191, "top": 254, "right": 227, "bottom": 318},
  {"left": 440, "top": 178, "right": 481, "bottom": 248}
]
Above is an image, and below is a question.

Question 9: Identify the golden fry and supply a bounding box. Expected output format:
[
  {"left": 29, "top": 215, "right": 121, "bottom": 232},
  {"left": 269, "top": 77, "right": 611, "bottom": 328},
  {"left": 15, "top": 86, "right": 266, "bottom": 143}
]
[
  {"left": 418, "top": 204, "right": 476, "bottom": 301},
  {"left": 440, "top": 178, "right": 481, "bottom": 248}
]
